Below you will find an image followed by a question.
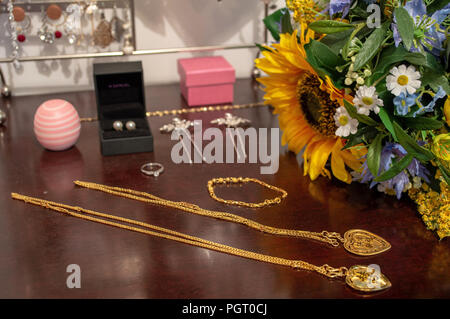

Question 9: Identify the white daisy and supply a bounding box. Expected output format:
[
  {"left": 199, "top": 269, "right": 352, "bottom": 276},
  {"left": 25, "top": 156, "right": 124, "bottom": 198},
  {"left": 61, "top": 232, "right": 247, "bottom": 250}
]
[
  {"left": 386, "top": 64, "right": 421, "bottom": 96},
  {"left": 334, "top": 106, "right": 359, "bottom": 137},
  {"left": 352, "top": 85, "right": 384, "bottom": 116}
]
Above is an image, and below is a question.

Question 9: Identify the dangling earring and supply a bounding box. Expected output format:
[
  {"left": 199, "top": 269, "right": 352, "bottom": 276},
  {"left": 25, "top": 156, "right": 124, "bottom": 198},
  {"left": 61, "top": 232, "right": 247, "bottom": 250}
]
[
  {"left": 110, "top": 4, "right": 125, "bottom": 43},
  {"left": 93, "top": 11, "right": 114, "bottom": 48},
  {"left": 12, "top": 6, "right": 31, "bottom": 43},
  {"left": 6, "top": 0, "right": 22, "bottom": 69},
  {"left": 38, "top": 4, "right": 67, "bottom": 44},
  {"left": 46, "top": 4, "right": 67, "bottom": 41},
  {"left": 85, "top": 0, "right": 99, "bottom": 46},
  {"left": 121, "top": 3, "right": 134, "bottom": 55},
  {"left": 38, "top": 6, "right": 53, "bottom": 44},
  {"left": 65, "top": 3, "right": 84, "bottom": 45}
]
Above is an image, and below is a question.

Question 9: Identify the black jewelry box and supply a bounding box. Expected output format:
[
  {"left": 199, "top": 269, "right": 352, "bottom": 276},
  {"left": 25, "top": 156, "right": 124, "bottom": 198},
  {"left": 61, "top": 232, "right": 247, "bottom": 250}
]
[{"left": 93, "top": 61, "right": 153, "bottom": 156}]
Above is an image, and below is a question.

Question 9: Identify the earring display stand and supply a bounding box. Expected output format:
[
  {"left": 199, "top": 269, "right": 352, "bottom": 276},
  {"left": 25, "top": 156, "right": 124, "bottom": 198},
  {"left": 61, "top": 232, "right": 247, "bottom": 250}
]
[
  {"left": 0, "top": 0, "right": 137, "bottom": 61},
  {"left": 0, "top": 0, "right": 267, "bottom": 66}
]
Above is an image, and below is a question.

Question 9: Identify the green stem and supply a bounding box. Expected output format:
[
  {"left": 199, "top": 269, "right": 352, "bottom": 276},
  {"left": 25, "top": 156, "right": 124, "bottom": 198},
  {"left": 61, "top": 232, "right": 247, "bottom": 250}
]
[{"left": 372, "top": 72, "right": 388, "bottom": 87}]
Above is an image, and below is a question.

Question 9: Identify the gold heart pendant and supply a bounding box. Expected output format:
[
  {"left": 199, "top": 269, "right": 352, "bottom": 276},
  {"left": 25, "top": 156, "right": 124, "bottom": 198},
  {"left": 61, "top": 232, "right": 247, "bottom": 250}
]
[
  {"left": 346, "top": 265, "right": 392, "bottom": 292},
  {"left": 343, "top": 229, "right": 391, "bottom": 256}
]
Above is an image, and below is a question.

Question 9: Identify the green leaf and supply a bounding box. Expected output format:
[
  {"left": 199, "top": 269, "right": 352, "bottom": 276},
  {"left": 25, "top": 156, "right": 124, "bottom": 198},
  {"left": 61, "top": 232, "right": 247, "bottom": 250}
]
[
  {"left": 367, "top": 47, "right": 430, "bottom": 85},
  {"left": 280, "top": 8, "right": 293, "bottom": 34},
  {"left": 418, "top": 52, "right": 443, "bottom": 73},
  {"left": 342, "top": 135, "right": 364, "bottom": 150},
  {"left": 321, "top": 29, "right": 354, "bottom": 55},
  {"left": 378, "top": 108, "right": 398, "bottom": 142},
  {"left": 446, "top": 42, "right": 450, "bottom": 71},
  {"left": 427, "top": 1, "right": 450, "bottom": 14},
  {"left": 421, "top": 71, "right": 450, "bottom": 95},
  {"left": 369, "top": 46, "right": 408, "bottom": 84},
  {"left": 343, "top": 100, "right": 379, "bottom": 127},
  {"left": 263, "top": 9, "right": 284, "bottom": 42},
  {"left": 393, "top": 121, "right": 435, "bottom": 162},
  {"left": 255, "top": 43, "right": 271, "bottom": 52},
  {"left": 374, "top": 154, "right": 414, "bottom": 182},
  {"left": 308, "top": 20, "right": 355, "bottom": 34},
  {"left": 307, "top": 40, "right": 345, "bottom": 70},
  {"left": 353, "top": 21, "right": 390, "bottom": 71},
  {"left": 404, "top": 52, "right": 427, "bottom": 66},
  {"left": 425, "top": 164, "right": 441, "bottom": 192},
  {"left": 341, "top": 23, "right": 366, "bottom": 59},
  {"left": 437, "top": 162, "right": 450, "bottom": 186},
  {"left": 342, "top": 126, "right": 378, "bottom": 150},
  {"left": 394, "top": 7, "right": 415, "bottom": 51},
  {"left": 395, "top": 116, "right": 444, "bottom": 130},
  {"left": 305, "top": 40, "right": 345, "bottom": 88},
  {"left": 367, "top": 133, "right": 384, "bottom": 177}
]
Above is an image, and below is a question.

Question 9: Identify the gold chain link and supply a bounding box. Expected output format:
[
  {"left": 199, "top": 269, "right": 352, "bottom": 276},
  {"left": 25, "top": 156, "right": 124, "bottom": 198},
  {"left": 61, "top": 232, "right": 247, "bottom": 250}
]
[
  {"left": 207, "top": 177, "right": 288, "bottom": 208},
  {"left": 73, "top": 181, "right": 345, "bottom": 247},
  {"left": 11, "top": 192, "right": 347, "bottom": 279},
  {"left": 80, "top": 102, "right": 267, "bottom": 122}
]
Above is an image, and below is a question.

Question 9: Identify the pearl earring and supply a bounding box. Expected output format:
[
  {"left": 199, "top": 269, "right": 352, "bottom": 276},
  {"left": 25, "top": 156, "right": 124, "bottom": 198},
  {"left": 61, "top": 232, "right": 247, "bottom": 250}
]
[
  {"left": 113, "top": 121, "right": 123, "bottom": 131},
  {"left": 125, "top": 121, "right": 136, "bottom": 131}
]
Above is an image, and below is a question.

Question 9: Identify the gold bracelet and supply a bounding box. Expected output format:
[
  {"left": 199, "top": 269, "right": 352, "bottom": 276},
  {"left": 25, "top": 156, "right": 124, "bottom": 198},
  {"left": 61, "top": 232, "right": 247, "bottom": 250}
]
[{"left": 207, "top": 177, "right": 287, "bottom": 208}]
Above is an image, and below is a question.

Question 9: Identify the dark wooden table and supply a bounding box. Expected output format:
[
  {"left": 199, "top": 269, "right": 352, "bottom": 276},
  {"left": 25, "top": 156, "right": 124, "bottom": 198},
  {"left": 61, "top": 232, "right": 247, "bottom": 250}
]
[{"left": 0, "top": 79, "right": 449, "bottom": 299}]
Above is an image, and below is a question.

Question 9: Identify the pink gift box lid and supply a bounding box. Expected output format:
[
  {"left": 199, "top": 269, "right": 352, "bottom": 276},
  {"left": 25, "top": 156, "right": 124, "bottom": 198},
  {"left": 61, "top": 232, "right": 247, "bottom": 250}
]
[{"left": 177, "top": 56, "right": 235, "bottom": 87}]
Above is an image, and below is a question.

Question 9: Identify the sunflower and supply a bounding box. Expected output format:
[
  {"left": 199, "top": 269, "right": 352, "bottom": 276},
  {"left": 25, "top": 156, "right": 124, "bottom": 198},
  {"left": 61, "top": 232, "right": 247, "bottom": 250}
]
[{"left": 255, "top": 27, "right": 363, "bottom": 184}]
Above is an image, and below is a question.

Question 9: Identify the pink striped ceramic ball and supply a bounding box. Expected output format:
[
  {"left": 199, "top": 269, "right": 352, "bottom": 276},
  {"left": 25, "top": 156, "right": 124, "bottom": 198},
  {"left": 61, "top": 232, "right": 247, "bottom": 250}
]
[{"left": 33, "top": 99, "right": 81, "bottom": 151}]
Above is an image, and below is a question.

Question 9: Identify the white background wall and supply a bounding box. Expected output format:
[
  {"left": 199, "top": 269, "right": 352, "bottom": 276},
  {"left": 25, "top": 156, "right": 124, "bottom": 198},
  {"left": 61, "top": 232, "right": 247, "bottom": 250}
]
[{"left": 0, "top": 0, "right": 284, "bottom": 96}]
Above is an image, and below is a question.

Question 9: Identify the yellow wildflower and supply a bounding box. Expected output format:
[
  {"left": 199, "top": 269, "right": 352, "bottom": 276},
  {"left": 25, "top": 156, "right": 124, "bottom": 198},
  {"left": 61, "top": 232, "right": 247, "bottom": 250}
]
[
  {"left": 409, "top": 181, "right": 450, "bottom": 240},
  {"left": 444, "top": 96, "right": 450, "bottom": 127},
  {"left": 286, "top": 0, "right": 324, "bottom": 24},
  {"left": 432, "top": 133, "right": 450, "bottom": 162}
]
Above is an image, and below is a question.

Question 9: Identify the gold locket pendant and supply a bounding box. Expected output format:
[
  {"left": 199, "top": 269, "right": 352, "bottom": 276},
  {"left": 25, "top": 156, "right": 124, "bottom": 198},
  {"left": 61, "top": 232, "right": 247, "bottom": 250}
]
[
  {"left": 343, "top": 229, "right": 391, "bottom": 256},
  {"left": 346, "top": 265, "right": 392, "bottom": 292}
]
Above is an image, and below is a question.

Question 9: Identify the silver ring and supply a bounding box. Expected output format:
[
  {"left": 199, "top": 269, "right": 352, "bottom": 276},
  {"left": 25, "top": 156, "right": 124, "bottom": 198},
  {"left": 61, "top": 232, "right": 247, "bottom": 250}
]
[{"left": 140, "top": 162, "right": 164, "bottom": 177}]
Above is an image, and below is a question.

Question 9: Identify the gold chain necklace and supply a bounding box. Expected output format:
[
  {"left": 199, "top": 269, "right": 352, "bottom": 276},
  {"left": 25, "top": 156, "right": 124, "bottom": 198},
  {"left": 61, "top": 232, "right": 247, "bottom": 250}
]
[
  {"left": 207, "top": 177, "right": 288, "bottom": 208},
  {"left": 80, "top": 102, "right": 266, "bottom": 122},
  {"left": 73, "top": 180, "right": 391, "bottom": 256},
  {"left": 11, "top": 192, "right": 391, "bottom": 292}
]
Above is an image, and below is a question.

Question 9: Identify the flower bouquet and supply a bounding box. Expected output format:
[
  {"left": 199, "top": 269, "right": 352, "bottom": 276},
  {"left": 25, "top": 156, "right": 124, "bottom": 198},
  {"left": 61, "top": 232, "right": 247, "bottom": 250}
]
[{"left": 255, "top": 0, "right": 450, "bottom": 238}]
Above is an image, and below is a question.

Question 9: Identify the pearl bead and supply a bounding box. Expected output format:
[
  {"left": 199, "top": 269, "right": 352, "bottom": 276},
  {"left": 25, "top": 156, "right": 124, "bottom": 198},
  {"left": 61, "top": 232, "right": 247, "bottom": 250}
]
[
  {"left": 68, "top": 34, "right": 77, "bottom": 44},
  {"left": 125, "top": 121, "right": 136, "bottom": 131},
  {"left": 1, "top": 85, "right": 11, "bottom": 97},
  {"left": 0, "top": 110, "right": 6, "bottom": 126},
  {"left": 113, "top": 121, "right": 123, "bottom": 131},
  {"left": 123, "top": 45, "right": 134, "bottom": 55}
]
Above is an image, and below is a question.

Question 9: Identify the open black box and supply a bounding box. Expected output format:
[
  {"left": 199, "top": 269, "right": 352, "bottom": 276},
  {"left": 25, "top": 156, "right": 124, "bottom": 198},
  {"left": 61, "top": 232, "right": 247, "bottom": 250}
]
[{"left": 93, "top": 61, "right": 153, "bottom": 156}]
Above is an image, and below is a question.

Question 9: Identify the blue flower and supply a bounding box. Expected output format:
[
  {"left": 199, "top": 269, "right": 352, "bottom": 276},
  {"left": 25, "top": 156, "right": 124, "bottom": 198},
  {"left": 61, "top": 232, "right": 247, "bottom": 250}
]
[
  {"left": 329, "top": 0, "right": 352, "bottom": 18},
  {"left": 413, "top": 86, "right": 446, "bottom": 117},
  {"left": 393, "top": 93, "right": 418, "bottom": 116},
  {"left": 354, "top": 143, "right": 430, "bottom": 199},
  {"left": 392, "top": 0, "right": 450, "bottom": 55}
]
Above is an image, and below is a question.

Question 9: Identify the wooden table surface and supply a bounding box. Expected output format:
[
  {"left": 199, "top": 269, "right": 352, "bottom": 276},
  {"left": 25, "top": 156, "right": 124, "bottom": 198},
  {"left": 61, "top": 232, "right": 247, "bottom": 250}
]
[{"left": 0, "top": 79, "right": 449, "bottom": 299}]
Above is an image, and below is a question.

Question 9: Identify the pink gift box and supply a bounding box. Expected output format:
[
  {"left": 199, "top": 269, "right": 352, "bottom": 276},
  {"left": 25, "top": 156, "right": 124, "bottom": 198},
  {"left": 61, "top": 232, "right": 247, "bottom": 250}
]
[{"left": 177, "top": 56, "right": 236, "bottom": 106}]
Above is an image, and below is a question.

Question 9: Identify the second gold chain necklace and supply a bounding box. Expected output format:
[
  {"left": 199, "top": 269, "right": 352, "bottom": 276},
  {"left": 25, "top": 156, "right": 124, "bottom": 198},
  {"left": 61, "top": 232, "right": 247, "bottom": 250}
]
[{"left": 74, "top": 180, "right": 391, "bottom": 256}]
